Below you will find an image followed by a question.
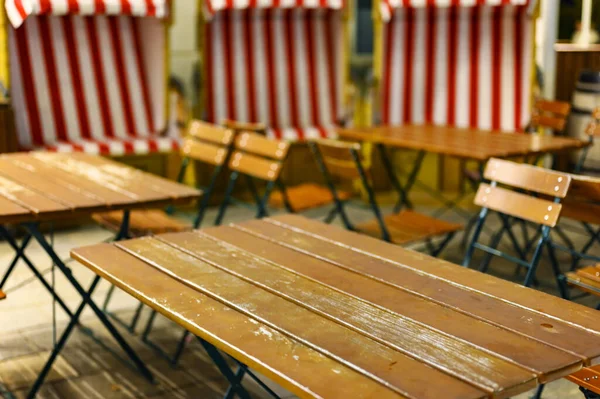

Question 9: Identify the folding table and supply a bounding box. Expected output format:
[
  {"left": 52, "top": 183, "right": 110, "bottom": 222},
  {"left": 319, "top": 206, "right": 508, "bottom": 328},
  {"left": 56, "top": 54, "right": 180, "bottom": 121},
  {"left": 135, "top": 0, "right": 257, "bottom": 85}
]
[
  {"left": 0, "top": 152, "right": 201, "bottom": 399},
  {"left": 337, "top": 125, "right": 588, "bottom": 219},
  {"left": 72, "top": 214, "right": 600, "bottom": 399}
]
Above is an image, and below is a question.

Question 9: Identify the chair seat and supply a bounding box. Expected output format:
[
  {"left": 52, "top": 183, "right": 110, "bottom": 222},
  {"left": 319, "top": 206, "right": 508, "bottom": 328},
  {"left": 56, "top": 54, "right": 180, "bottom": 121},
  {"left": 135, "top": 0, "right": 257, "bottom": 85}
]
[
  {"left": 561, "top": 200, "right": 600, "bottom": 225},
  {"left": 566, "top": 264, "right": 600, "bottom": 296},
  {"left": 356, "top": 210, "right": 463, "bottom": 245},
  {"left": 0, "top": 290, "right": 5, "bottom": 300},
  {"left": 567, "top": 364, "right": 600, "bottom": 395},
  {"left": 34, "top": 137, "right": 181, "bottom": 156},
  {"left": 92, "top": 210, "right": 190, "bottom": 238},
  {"left": 269, "top": 183, "right": 352, "bottom": 212}
]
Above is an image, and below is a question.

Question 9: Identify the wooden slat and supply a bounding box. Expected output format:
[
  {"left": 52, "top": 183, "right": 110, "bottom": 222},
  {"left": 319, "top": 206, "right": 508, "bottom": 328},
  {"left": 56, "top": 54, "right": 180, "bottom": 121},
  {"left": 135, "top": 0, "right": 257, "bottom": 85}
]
[
  {"left": 252, "top": 215, "right": 600, "bottom": 363},
  {"left": 337, "top": 126, "right": 587, "bottom": 161},
  {"left": 315, "top": 139, "right": 361, "bottom": 163},
  {"left": 203, "top": 225, "right": 583, "bottom": 383},
  {"left": 3, "top": 154, "right": 137, "bottom": 206},
  {"left": 531, "top": 115, "right": 567, "bottom": 132},
  {"left": 181, "top": 139, "right": 228, "bottom": 166},
  {"left": 0, "top": 175, "right": 69, "bottom": 215},
  {"left": 483, "top": 158, "right": 571, "bottom": 198},
  {"left": 560, "top": 201, "right": 600, "bottom": 225},
  {"left": 155, "top": 232, "right": 539, "bottom": 396},
  {"left": 567, "top": 365, "right": 600, "bottom": 394},
  {"left": 188, "top": 120, "right": 234, "bottom": 145},
  {"left": 235, "top": 133, "right": 290, "bottom": 160},
  {"left": 35, "top": 153, "right": 199, "bottom": 203},
  {"left": 575, "top": 265, "right": 600, "bottom": 284},
  {"left": 229, "top": 151, "right": 284, "bottom": 181},
  {"left": 535, "top": 100, "right": 571, "bottom": 118},
  {"left": 0, "top": 195, "right": 33, "bottom": 223},
  {"left": 115, "top": 237, "right": 490, "bottom": 399},
  {"left": 474, "top": 184, "right": 562, "bottom": 227},
  {"left": 568, "top": 174, "right": 600, "bottom": 202},
  {"left": 71, "top": 244, "right": 406, "bottom": 399},
  {"left": 565, "top": 272, "right": 600, "bottom": 297},
  {"left": 222, "top": 119, "right": 267, "bottom": 135},
  {"left": 356, "top": 210, "right": 462, "bottom": 244},
  {"left": 0, "top": 158, "right": 104, "bottom": 210}
]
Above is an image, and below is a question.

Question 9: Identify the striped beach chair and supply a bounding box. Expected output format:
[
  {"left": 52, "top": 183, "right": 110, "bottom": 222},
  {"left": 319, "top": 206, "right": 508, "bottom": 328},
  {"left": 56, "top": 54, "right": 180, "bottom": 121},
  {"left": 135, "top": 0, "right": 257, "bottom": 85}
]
[
  {"left": 200, "top": 0, "right": 348, "bottom": 141},
  {"left": 2, "top": 0, "right": 179, "bottom": 156}
]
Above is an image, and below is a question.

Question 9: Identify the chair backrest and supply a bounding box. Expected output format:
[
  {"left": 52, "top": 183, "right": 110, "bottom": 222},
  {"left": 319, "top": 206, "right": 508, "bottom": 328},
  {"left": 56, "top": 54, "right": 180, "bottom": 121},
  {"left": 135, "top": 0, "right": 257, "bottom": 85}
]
[
  {"left": 529, "top": 99, "right": 571, "bottom": 133},
  {"left": 229, "top": 132, "right": 290, "bottom": 181},
  {"left": 222, "top": 120, "right": 268, "bottom": 136},
  {"left": 313, "top": 139, "right": 365, "bottom": 181},
  {"left": 474, "top": 158, "right": 572, "bottom": 227},
  {"left": 181, "top": 121, "right": 234, "bottom": 166},
  {"left": 585, "top": 107, "right": 600, "bottom": 138}
]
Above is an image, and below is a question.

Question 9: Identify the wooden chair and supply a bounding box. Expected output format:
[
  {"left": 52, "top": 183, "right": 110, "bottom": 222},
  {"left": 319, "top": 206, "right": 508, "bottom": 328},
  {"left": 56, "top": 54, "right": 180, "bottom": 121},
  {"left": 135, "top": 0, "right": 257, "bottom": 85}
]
[
  {"left": 310, "top": 139, "right": 462, "bottom": 256},
  {"left": 222, "top": 120, "right": 268, "bottom": 136},
  {"left": 464, "top": 99, "right": 572, "bottom": 184},
  {"left": 215, "top": 132, "right": 291, "bottom": 225},
  {"left": 567, "top": 365, "right": 600, "bottom": 399},
  {"left": 93, "top": 121, "right": 234, "bottom": 237},
  {"left": 462, "top": 158, "right": 572, "bottom": 295}
]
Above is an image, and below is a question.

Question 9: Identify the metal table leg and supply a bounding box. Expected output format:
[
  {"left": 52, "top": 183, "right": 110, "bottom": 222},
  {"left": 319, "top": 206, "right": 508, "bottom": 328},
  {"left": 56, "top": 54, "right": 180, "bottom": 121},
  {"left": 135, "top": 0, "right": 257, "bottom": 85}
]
[{"left": 22, "top": 222, "right": 154, "bottom": 398}]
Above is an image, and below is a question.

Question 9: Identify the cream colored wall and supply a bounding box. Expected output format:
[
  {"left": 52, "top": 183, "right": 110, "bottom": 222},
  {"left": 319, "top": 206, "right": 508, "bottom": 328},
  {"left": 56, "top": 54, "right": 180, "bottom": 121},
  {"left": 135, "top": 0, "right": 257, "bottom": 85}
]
[{"left": 169, "top": 0, "right": 200, "bottom": 105}]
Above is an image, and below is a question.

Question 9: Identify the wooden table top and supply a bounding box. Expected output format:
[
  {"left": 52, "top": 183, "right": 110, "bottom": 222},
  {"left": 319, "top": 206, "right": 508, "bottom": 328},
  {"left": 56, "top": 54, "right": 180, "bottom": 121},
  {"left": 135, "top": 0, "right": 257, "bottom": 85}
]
[
  {"left": 0, "top": 152, "right": 201, "bottom": 224},
  {"left": 71, "top": 215, "right": 600, "bottom": 399},
  {"left": 337, "top": 125, "right": 588, "bottom": 161}
]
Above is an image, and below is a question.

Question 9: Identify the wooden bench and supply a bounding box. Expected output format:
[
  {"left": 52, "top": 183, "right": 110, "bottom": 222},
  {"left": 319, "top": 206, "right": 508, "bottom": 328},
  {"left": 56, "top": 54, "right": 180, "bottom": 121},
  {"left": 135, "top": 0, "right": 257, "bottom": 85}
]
[
  {"left": 311, "top": 139, "right": 462, "bottom": 253},
  {"left": 93, "top": 121, "right": 234, "bottom": 237}
]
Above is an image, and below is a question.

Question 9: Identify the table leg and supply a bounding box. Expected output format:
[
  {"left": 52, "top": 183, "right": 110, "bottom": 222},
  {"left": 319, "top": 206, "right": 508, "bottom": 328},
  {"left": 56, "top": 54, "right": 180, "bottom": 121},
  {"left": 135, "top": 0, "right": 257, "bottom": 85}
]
[
  {"left": 0, "top": 227, "right": 74, "bottom": 318},
  {"left": 376, "top": 144, "right": 415, "bottom": 211},
  {"left": 23, "top": 223, "right": 154, "bottom": 398},
  {"left": 197, "top": 337, "right": 253, "bottom": 399}
]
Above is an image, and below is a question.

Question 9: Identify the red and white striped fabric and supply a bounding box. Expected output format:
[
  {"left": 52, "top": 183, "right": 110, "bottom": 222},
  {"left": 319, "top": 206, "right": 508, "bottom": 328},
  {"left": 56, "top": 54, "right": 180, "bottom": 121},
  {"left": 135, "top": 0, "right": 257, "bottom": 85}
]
[
  {"left": 381, "top": 5, "right": 533, "bottom": 132},
  {"left": 204, "top": 8, "right": 343, "bottom": 141},
  {"left": 9, "top": 14, "right": 172, "bottom": 155},
  {"left": 5, "top": 0, "right": 169, "bottom": 28},
  {"left": 379, "top": 0, "right": 532, "bottom": 21},
  {"left": 204, "top": 0, "right": 343, "bottom": 18}
]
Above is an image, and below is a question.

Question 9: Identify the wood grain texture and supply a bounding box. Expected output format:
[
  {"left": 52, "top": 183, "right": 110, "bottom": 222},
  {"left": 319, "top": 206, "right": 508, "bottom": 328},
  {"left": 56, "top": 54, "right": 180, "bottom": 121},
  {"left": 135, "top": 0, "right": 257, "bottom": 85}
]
[
  {"left": 70, "top": 215, "right": 600, "bottom": 399},
  {"left": 235, "top": 133, "right": 290, "bottom": 160},
  {"left": 474, "top": 184, "right": 562, "bottom": 227},
  {"left": 356, "top": 211, "right": 462, "bottom": 244},
  {"left": 337, "top": 125, "right": 588, "bottom": 161},
  {"left": 203, "top": 225, "right": 583, "bottom": 383},
  {"left": 0, "top": 153, "right": 201, "bottom": 224},
  {"left": 181, "top": 139, "right": 229, "bottom": 166},
  {"left": 229, "top": 151, "right": 284, "bottom": 181},
  {"left": 71, "top": 244, "right": 405, "bottom": 399},
  {"left": 567, "top": 365, "right": 600, "bottom": 394},
  {"left": 188, "top": 120, "right": 234, "bottom": 145},
  {"left": 483, "top": 158, "right": 571, "bottom": 198},
  {"left": 115, "top": 237, "right": 488, "bottom": 399},
  {"left": 263, "top": 216, "right": 600, "bottom": 356}
]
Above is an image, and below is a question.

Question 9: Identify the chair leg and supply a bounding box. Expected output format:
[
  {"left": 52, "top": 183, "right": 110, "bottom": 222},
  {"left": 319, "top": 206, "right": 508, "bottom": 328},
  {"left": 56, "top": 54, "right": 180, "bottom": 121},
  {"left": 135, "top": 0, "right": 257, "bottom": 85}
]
[
  {"left": 215, "top": 172, "right": 239, "bottom": 226},
  {"left": 462, "top": 208, "right": 490, "bottom": 268},
  {"left": 478, "top": 223, "right": 506, "bottom": 274},
  {"left": 523, "top": 227, "right": 551, "bottom": 288},
  {"left": 323, "top": 207, "right": 338, "bottom": 224},
  {"left": 275, "top": 179, "right": 295, "bottom": 213},
  {"left": 431, "top": 232, "right": 456, "bottom": 258},
  {"left": 581, "top": 387, "right": 600, "bottom": 399},
  {"left": 545, "top": 240, "right": 568, "bottom": 299}
]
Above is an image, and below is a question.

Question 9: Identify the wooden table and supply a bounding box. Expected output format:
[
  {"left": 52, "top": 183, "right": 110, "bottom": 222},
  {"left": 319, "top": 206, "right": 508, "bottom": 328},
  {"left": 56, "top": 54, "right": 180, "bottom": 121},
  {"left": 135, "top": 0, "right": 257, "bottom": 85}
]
[
  {"left": 338, "top": 125, "right": 588, "bottom": 162},
  {"left": 338, "top": 125, "right": 589, "bottom": 219},
  {"left": 72, "top": 214, "right": 600, "bottom": 399},
  {"left": 0, "top": 152, "right": 201, "bottom": 399}
]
